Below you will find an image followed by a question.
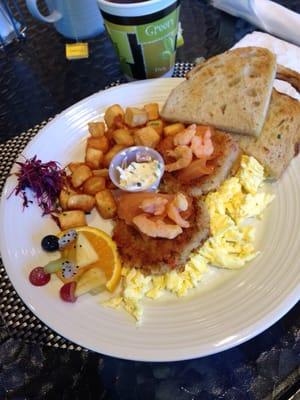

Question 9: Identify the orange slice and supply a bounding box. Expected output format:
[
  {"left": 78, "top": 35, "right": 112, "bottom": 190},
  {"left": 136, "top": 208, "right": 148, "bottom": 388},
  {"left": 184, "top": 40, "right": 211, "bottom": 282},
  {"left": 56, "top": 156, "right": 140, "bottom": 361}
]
[{"left": 57, "top": 226, "right": 121, "bottom": 292}]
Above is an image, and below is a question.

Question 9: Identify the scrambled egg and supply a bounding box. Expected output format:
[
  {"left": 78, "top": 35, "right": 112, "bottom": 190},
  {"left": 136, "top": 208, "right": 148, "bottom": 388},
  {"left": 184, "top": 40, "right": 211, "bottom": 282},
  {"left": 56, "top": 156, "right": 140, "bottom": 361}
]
[{"left": 104, "top": 156, "right": 274, "bottom": 323}]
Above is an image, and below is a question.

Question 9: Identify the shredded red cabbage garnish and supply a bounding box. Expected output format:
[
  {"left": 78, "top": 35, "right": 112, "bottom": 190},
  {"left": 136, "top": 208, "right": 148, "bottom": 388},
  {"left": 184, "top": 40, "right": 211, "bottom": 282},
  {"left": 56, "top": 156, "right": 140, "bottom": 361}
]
[{"left": 11, "top": 155, "right": 66, "bottom": 215}]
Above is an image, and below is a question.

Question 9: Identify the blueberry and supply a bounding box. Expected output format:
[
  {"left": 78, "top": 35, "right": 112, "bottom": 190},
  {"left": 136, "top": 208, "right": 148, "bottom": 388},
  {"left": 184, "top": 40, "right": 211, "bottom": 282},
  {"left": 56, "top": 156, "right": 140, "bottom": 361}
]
[{"left": 41, "top": 235, "right": 59, "bottom": 252}]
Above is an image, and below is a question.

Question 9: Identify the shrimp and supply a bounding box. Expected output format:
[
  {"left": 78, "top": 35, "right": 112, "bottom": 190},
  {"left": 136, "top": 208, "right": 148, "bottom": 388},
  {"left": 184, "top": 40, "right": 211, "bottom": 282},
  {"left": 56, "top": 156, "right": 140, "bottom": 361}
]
[
  {"left": 132, "top": 214, "right": 183, "bottom": 239},
  {"left": 177, "top": 159, "right": 215, "bottom": 183},
  {"left": 167, "top": 193, "right": 190, "bottom": 228},
  {"left": 157, "top": 136, "right": 175, "bottom": 159},
  {"left": 165, "top": 145, "right": 193, "bottom": 172},
  {"left": 191, "top": 127, "right": 214, "bottom": 158},
  {"left": 140, "top": 197, "right": 168, "bottom": 216},
  {"left": 174, "top": 193, "right": 189, "bottom": 211},
  {"left": 173, "top": 124, "right": 196, "bottom": 146}
]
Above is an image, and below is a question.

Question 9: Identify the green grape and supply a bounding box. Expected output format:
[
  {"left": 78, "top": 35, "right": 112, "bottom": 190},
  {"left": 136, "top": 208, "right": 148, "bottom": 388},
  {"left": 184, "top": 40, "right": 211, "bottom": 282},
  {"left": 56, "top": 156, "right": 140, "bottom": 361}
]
[
  {"left": 88, "top": 285, "right": 106, "bottom": 296},
  {"left": 44, "top": 258, "right": 67, "bottom": 274}
]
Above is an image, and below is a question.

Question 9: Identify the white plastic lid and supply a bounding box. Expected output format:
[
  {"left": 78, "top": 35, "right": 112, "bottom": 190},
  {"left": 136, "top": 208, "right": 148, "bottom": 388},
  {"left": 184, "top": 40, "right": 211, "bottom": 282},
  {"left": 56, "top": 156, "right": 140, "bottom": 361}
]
[
  {"left": 109, "top": 146, "right": 165, "bottom": 192},
  {"left": 97, "top": 0, "right": 177, "bottom": 18}
]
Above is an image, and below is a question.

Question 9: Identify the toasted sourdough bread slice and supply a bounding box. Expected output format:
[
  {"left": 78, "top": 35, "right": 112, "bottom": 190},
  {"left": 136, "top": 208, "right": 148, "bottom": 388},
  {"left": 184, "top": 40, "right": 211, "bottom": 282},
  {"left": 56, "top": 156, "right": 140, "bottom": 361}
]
[
  {"left": 161, "top": 47, "right": 277, "bottom": 137},
  {"left": 232, "top": 89, "right": 300, "bottom": 179}
]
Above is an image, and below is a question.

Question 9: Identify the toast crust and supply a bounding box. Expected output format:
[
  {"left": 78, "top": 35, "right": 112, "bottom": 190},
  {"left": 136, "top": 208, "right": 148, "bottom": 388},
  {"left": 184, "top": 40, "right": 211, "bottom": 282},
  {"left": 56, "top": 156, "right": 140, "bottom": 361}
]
[
  {"left": 232, "top": 89, "right": 300, "bottom": 179},
  {"left": 276, "top": 64, "right": 300, "bottom": 93}
]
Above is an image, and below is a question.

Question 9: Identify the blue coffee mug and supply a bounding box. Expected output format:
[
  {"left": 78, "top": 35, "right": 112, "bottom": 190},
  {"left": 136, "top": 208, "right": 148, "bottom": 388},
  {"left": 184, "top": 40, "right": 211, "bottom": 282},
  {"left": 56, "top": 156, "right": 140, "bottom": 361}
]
[{"left": 25, "top": 0, "right": 104, "bottom": 40}]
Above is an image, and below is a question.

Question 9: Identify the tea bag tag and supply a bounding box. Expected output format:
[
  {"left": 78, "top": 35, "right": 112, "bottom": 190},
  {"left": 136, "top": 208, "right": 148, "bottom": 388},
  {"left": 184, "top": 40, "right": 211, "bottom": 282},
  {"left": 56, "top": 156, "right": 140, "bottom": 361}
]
[{"left": 65, "top": 42, "right": 89, "bottom": 60}]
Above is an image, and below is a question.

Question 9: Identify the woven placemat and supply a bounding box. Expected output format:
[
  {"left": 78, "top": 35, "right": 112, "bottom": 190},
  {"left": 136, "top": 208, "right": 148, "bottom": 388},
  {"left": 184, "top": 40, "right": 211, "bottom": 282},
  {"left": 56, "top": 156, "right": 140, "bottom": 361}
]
[{"left": 0, "top": 63, "right": 194, "bottom": 351}]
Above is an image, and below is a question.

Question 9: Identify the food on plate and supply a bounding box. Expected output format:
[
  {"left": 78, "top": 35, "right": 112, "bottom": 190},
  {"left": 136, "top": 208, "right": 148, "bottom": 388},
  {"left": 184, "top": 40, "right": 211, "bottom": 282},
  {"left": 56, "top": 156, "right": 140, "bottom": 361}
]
[
  {"left": 63, "top": 226, "right": 121, "bottom": 292},
  {"left": 113, "top": 193, "right": 210, "bottom": 275},
  {"left": 85, "top": 147, "right": 103, "bottom": 169},
  {"left": 112, "top": 128, "right": 134, "bottom": 146},
  {"left": 134, "top": 126, "right": 160, "bottom": 148},
  {"left": 20, "top": 93, "right": 279, "bottom": 324},
  {"left": 29, "top": 267, "right": 51, "bottom": 286},
  {"left": 82, "top": 176, "right": 106, "bottom": 195},
  {"left": 105, "top": 155, "right": 274, "bottom": 321},
  {"left": 12, "top": 155, "right": 66, "bottom": 215},
  {"left": 103, "top": 144, "right": 126, "bottom": 167},
  {"left": 161, "top": 47, "right": 277, "bottom": 137},
  {"left": 41, "top": 235, "right": 59, "bottom": 252},
  {"left": 71, "top": 164, "right": 93, "bottom": 188},
  {"left": 11, "top": 42, "right": 300, "bottom": 328},
  {"left": 276, "top": 64, "right": 300, "bottom": 93},
  {"left": 75, "top": 267, "right": 106, "bottom": 297},
  {"left": 92, "top": 168, "right": 109, "bottom": 177},
  {"left": 233, "top": 89, "right": 300, "bottom": 179},
  {"left": 117, "top": 159, "right": 161, "bottom": 190},
  {"left": 28, "top": 226, "right": 121, "bottom": 301},
  {"left": 160, "top": 47, "right": 300, "bottom": 180},
  {"left": 144, "top": 103, "right": 159, "bottom": 120},
  {"left": 87, "top": 136, "right": 109, "bottom": 153},
  {"left": 104, "top": 104, "right": 124, "bottom": 128},
  {"left": 67, "top": 194, "right": 95, "bottom": 212},
  {"left": 51, "top": 103, "right": 168, "bottom": 226},
  {"left": 160, "top": 126, "right": 240, "bottom": 196},
  {"left": 95, "top": 189, "right": 117, "bottom": 219},
  {"left": 57, "top": 229, "right": 78, "bottom": 249},
  {"left": 124, "top": 107, "right": 148, "bottom": 127},
  {"left": 147, "top": 119, "right": 164, "bottom": 135},
  {"left": 67, "top": 162, "right": 85, "bottom": 173},
  {"left": 60, "top": 282, "right": 77, "bottom": 303},
  {"left": 88, "top": 121, "right": 105, "bottom": 138},
  {"left": 57, "top": 210, "right": 86, "bottom": 230},
  {"left": 200, "top": 156, "right": 274, "bottom": 269},
  {"left": 59, "top": 187, "right": 75, "bottom": 210},
  {"left": 163, "top": 122, "right": 185, "bottom": 137}
]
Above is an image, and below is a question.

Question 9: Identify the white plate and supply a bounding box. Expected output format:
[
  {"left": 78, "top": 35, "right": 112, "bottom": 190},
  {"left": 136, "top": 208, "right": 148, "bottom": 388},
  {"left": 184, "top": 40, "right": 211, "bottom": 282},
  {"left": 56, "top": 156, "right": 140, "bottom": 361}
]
[{"left": 1, "top": 78, "right": 300, "bottom": 362}]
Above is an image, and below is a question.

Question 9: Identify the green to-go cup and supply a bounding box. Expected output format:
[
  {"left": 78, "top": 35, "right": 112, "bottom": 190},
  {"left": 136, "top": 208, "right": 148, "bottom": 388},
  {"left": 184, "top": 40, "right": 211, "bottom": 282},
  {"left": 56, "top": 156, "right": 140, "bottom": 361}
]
[{"left": 98, "top": 0, "right": 181, "bottom": 80}]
